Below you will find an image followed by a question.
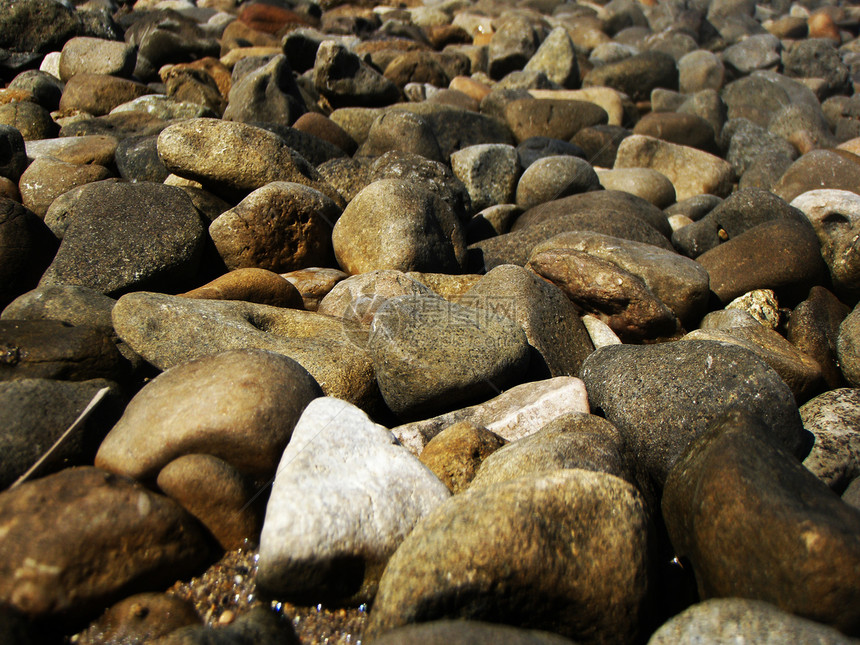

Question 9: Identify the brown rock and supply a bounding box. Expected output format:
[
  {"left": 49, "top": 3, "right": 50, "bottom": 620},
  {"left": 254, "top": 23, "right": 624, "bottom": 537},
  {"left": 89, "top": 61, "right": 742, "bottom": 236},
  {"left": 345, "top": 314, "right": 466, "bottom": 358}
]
[
  {"left": 164, "top": 68, "right": 226, "bottom": 117},
  {"left": 59, "top": 73, "right": 152, "bottom": 116},
  {"left": 503, "top": 98, "right": 608, "bottom": 144},
  {"left": 292, "top": 112, "right": 356, "bottom": 155},
  {"left": 157, "top": 454, "right": 260, "bottom": 550},
  {"left": 18, "top": 156, "right": 113, "bottom": 217},
  {"left": 25, "top": 134, "right": 118, "bottom": 166},
  {"left": 418, "top": 422, "right": 507, "bottom": 493},
  {"left": 0, "top": 467, "right": 210, "bottom": 623},
  {"left": 773, "top": 150, "right": 860, "bottom": 204},
  {"left": 180, "top": 268, "right": 304, "bottom": 308},
  {"left": 77, "top": 593, "right": 200, "bottom": 644},
  {"left": 449, "top": 76, "right": 492, "bottom": 102},
  {"left": 663, "top": 409, "right": 860, "bottom": 636},
  {"left": 281, "top": 267, "right": 348, "bottom": 311},
  {"left": 632, "top": 112, "right": 715, "bottom": 151},
  {"left": 788, "top": 286, "right": 849, "bottom": 389},
  {"left": 237, "top": 2, "right": 308, "bottom": 34}
]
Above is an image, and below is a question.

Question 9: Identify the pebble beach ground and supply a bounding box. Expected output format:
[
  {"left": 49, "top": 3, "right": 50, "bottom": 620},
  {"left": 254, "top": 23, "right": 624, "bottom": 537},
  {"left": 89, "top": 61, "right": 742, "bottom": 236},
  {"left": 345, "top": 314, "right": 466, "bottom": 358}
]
[{"left": 2, "top": 0, "right": 860, "bottom": 643}]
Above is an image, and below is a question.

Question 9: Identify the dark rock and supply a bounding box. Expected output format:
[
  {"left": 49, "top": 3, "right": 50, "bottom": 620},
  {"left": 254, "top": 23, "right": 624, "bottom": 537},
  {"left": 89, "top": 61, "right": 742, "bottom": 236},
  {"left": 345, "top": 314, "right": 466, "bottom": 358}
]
[
  {"left": 357, "top": 110, "right": 444, "bottom": 163},
  {"left": 0, "top": 199, "right": 57, "bottom": 310},
  {"left": 115, "top": 135, "right": 170, "bottom": 183},
  {"left": 39, "top": 182, "right": 206, "bottom": 297},
  {"left": 149, "top": 607, "right": 298, "bottom": 645},
  {"left": 838, "top": 304, "right": 860, "bottom": 387},
  {"left": 515, "top": 155, "right": 600, "bottom": 210},
  {"left": 773, "top": 150, "right": 860, "bottom": 204},
  {"left": 223, "top": 54, "right": 305, "bottom": 126},
  {"left": 0, "top": 124, "right": 27, "bottom": 182},
  {"left": 0, "top": 0, "right": 81, "bottom": 55},
  {"left": 504, "top": 98, "right": 607, "bottom": 144},
  {"left": 312, "top": 41, "right": 400, "bottom": 109},
  {"left": 580, "top": 340, "right": 805, "bottom": 491},
  {"left": 78, "top": 593, "right": 200, "bottom": 645},
  {"left": 373, "top": 620, "right": 577, "bottom": 645},
  {"left": 163, "top": 68, "right": 226, "bottom": 117},
  {"left": 1, "top": 284, "right": 115, "bottom": 331},
  {"left": 720, "top": 118, "right": 798, "bottom": 179},
  {"left": 0, "top": 101, "right": 56, "bottom": 141},
  {"left": 633, "top": 111, "right": 715, "bottom": 151},
  {"left": 583, "top": 50, "right": 678, "bottom": 102},
  {"left": 663, "top": 409, "right": 860, "bottom": 636},
  {"left": 782, "top": 38, "right": 852, "bottom": 98},
  {"left": 788, "top": 287, "right": 849, "bottom": 390},
  {"left": 450, "top": 144, "right": 520, "bottom": 212},
  {"left": 488, "top": 13, "right": 541, "bottom": 80},
  {"left": 570, "top": 124, "right": 631, "bottom": 168},
  {"left": 516, "top": 137, "right": 585, "bottom": 169},
  {"left": 292, "top": 111, "right": 356, "bottom": 155}
]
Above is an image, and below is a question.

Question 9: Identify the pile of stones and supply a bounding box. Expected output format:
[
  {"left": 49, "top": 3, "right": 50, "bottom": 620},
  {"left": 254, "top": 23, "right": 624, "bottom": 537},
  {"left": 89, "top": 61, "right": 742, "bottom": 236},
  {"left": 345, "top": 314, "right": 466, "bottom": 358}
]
[{"left": 1, "top": 0, "right": 860, "bottom": 642}]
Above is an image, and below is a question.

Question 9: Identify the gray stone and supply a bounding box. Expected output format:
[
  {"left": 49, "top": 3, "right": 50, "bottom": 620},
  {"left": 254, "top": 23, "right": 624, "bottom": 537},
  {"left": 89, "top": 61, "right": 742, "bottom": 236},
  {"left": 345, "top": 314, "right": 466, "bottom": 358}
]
[
  {"left": 222, "top": 54, "right": 305, "bottom": 126},
  {"left": 583, "top": 50, "right": 678, "bottom": 102},
  {"left": 257, "top": 397, "right": 450, "bottom": 603},
  {"left": 368, "top": 294, "right": 530, "bottom": 419},
  {"left": 722, "top": 34, "right": 780, "bottom": 74},
  {"left": 678, "top": 50, "right": 725, "bottom": 93},
  {"left": 801, "top": 388, "right": 860, "bottom": 494},
  {"left": 115, "top": 135, "right": 169, "bottom": 183},
  {"left": 791, "top": 189, "right": 860, "bottom": 301},
  {"left": 19, "top": 156, "right": 114, "bottom": 218},
  {"left": 773, "top": 150, "right": 860, "bottom": 204},
  {"left": 392, "top": 377, "right": 590, "bottom": 455},
  {"left": 769, "top": 103, "right": 837, "bottom": 154},
  {"left": 357, "top": 110, "right": 443, "bottom": 162},
  {"left": 1, "top": 284, "right": 115, "bottom": 331},
  {"left": 313, "top": 41, "right": 400, "bottom": 108},
  {"left": 331, "top": 179, "right": 466, "bottom": 275},
  {"left": 0, "top": 467, "right": 210, "bottom": 622},
  {"left": 461, "top": 264, "right": 593, "bottom": 379},
  {"left": 662, "top": 409, "right": 860, "bottom": 636},
  {"left": 580, "top": 340, "right": 805, "bottom": 490},
  {"left": 110, "top": 292, "right": 377, "bottom": 409},
  {"left": 488, "top": 13, "right": 540, "bottom": 80},
  {"left": 450, "top": 144, "right": 519, "bottom": 213},
  {"left": 38, "top": 182, "right": 206, "bottom": 297},
  {"left": 782, "top": 38, "right": 852, "bottom": 97},
  {"left": 367, "top": 470, "right": 653, "bottom": 644},
  {"left": 470, "top": 413, "right": 634, "bottom": 490},
  {"left": 648, "top": 598, "right": 860, "bottom": 645},
  {"left": 515, "top": 155, "right": 599, "bottom": 211},
  {"left": 209, "top": 182, "right": 340, "bottom": 274},
  {"left": 596, "top": 168, "right": 676, "bottom": 209},
  {"left": 58, "top": 37, "right": 135, "bottom": 81},
  {"left": 721, "top": 118, "right": 798, "bottom": 179},
  {"left": 522, "top": 26, "right": 579, "bottom": 89},
  {"left": 111, "top": 95, "right": 217, "bottom": 120}
]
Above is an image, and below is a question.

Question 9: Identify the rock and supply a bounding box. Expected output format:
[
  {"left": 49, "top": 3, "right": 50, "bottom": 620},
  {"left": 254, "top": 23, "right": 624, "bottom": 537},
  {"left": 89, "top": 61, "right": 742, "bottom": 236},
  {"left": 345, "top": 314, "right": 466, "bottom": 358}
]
[
  {"left": 281, "top": 267, "right": 347, "bottom": 312},
  {"left": 462, "top": 264, "right": 594, "bottom": 378},
  {"left": 769, "top": 103, "right": 836, "bottom": 154},
  {"left": 59, "top": 112, "right": 169, "bottom": 140},
  {"left": 683, "top": 326, "right": 824, "bottom": 402},
  {"left": 292, "top": 112, "right": 356, "bottom": 155},
  {"left": 470, "top": 413, "right": 634, "bottom": 490},
  {"left": 209, "top": 182, "right": 340, "bottom": 273},
  {"left": 695, "top": 219, "right": 828, "bottom": 305},
  {"left": 392, "top": 376, "right": 589, "bottom": 455},
  {"left": 516, "top": 137, "right": 585, "bottom": 170},
  {"left": 648, "top": 598, "right": 858, "bottom": 645},
  {"left": 678, "top": 50, "right": 725, "bottom": 93},
  {"left": 180, "top": 269, "right": 303, "bottom": 309},
  {"left": 0, "top": 0, "right": 81, "bottom": 55},
  {"left": 522, "top": 26, "right": 579, "bottom": 89},
  {"left": 672, "top": 187, "right": 808, "bottom": 258},
  {"left": 721, "top": 118, "right": 797, "bottom": 180},
  {"left": 317, "top": 270, "right": 434, "bottom": 328},
  {"left": 0, "top": 125, "right": 26, "bottom": 182},
  {"left": 418, "top": 422, "right": 507, "bottom": 494},
  {"left": 782, "top": 38, "right": 851, "bottom": 97},
  {"left": 58, "top": 37, "right": 136, "bottom": 81},
  {"left": 77, "top": 593, "right": 200, "bottom": 645},
  {"left": 583, "top": 50, "right": 678, "bottom": 102},
  {"left": 596, "top": 168, "right": 676, "bottom": 209},
  {"left": 580, "top": 340, "right": 805, "bottom": 491},
  {"left": 662, "top": 409, "right": 860, "bottom": 636},
  {"left": 838, "top": 305, "right": 860, "bottom": 387},
  {"left": 1, "top": 284, "right": 115, "bottom": 330},
  {"left": 7, "top": 70, "right": 63, "bottom": 111},
  {"left": 801, "top": 388, "right": 860, "bottom": 493},
  {"left": 773, "top": 150, "right": 860, "bottom": 204},
  {"left": 515, "top": 155, "right": 600, "bottom": 210},
  {"left": 257, "top": 397, "right": 450, "bottom": 603},
  {"left": 0, "top": 101, "right": 56, "bottom": 141},
  {"left": 529, "top": 88, "right": 634, "bottom": 128},
  {"left": 161, "top": 66, "right": 226, "bottom": 120},
  {"left": 19, "top": 157, "right": 114, "bottom": 218},
  {"left": 149, "top": 607, "right": 297, "bottom": 645},
  {"left": 791, "top": 189, "right": 860, "bottom": 301},
  {"left": 0, "top": 466, "right": 210, "bottom": 623},
  {"left": 450, "top": 144, "right": 520, "bottom": 212},
  {"left": 632, "top": 112, "right": 716, "bottom": 152},
  {"left": 503, "top": 98, "right": 607, "bottom": 144},
  {"left": 0, "top": 378, "right": 121, "bottom": 489},
  {"left": 157, "top": 454, "right": 260, "bottom": 550},
  {"left": 366, "top": 469, "right": 652, "bottom": 645},
  {"left": 156, "top": 118, "right": 342, "bottom": 205},
  {"left": 59, "top": 73, "right": 152, "bottom": 117},
  {"left": 371, "top": 620, "right": 578, "bottom": 645},
  {"left": 313, "top": 41, "right": 400, "bottom": 108},
  {"left": 331, "top": 179, "right": 465, "bottom": 275},
  {"left": 725, "top": 289, "right": 781, "bottom": 329},
  {"left": 110, "top": 292, "right": 377, "bottom": 408},
  {"left": 39, "top": 182, "right": 206, "bottom": 297},
  {"left": 0, "top": 199, "right": 57, "bottom": 310},
  {"left": 111, "top": 95, "right": 216, "bottom": 120},
  {"left": 357, "top": 110, "right": 444, "bottom": 162},
  {"left": 223, "top": 54, "right": 306, "bottom": 126},
  {"left": 528, "top": 248, "right": 680, "bottom": 342},
  {"left": 722, "top": 33, "right": 781, "bottom": 75},
  {"left": 115, "top": 135, "right": 170, "bottom": 183},
  {"left": 531, "top": 230, "right": 710, "bottom": 326},
  {"left": 487, "top": 13, "right": 540, "bottom": 80},
  {"left": 0, "top": 320, "right": 125, "bottom": 383},
  {"left": 368, "top": 294, "right": 530, "bottom": 419},
  {"left": 614, "top": 134, "right": 734, "bottom": 202},
  {"left": 571, "top": 124, "right": 631, "bottom": 168},
  {"left": 95, "top": 348, "right": 321, "bottom": 482},
  {"left": 788, "top": 286, "right": 849, "bottom": 389},
  {"left": 383, "top": 51, "right": 451, "bottom": 90}
]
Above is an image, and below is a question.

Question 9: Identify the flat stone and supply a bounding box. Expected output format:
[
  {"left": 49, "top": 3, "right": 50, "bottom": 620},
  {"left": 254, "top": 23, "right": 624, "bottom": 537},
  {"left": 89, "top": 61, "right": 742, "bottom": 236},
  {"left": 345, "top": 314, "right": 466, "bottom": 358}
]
[
  {"left": 0, "top": 466, "right": 210, "bottom": 623},
  {"left": 209, "top": 182, "right": 340, "bottom": 273},
  {"left": 111, "top": 292, "right": 377, "bottom": 409},
  {"left": 110, "top": 95, "right": 216, "bottom": 120},
  {"left": 648, "top": 598, "right": 858, "bottom": 645},
  {"left": 696, "top": 219, "right": 828, "bottom": 305},
  {"left": 529, "top": 88, "right": 632, "bottom": 127},
  {"left": 96, "top": 348, "right": 321, "bottom": 482},
  {"left": 662, "top": 409, "right": 860, "bottom": 636},
  {"left": 1, "top": 284, "right": 115, "bottom": 331},
  {"left": 38, "top": 182, "right": 206, "bottom": 297},
  {"left": 368, "top": 294, "right": 530, "bottom": 419},
  {"left": 317, "top": 270, "right": 434, "bottom": 328},
  {"left": 156, "top": 454, "right": 260, "bottom": 550},
  {"left": 418, "top": 422, "right": 507, "bottom": 494},
  {"left": 515, "top": 155, "right": 599, "bottom": 210},
  {"left": 281, "top": 267, "right": 348, "bottom": 312},
  {"left": 461, "top": 264, "right": 594, "bottom": 379},
  {"left": 18, "top": 156, "right": 113, "bottom": 218},
  {"left": 596, "top": 168, "right": 676, "bottom": 209},
  {"left": 615, "top": 134, "right": 734, "bottom": 202},
  {"left": 801, "top": 388, "right": 860, "bottom": 493},
  {"left": 257, "top": 397, "right": 450, "bottom": 603},
  {"left": 180, "top": 268, "right": 303, "bottom": 309},
  {"left": 392, "top": 377, "right": 589, "bottom": 455},
  {"left": 366, "top": 469, "right": 652, "bottom": 645},
  {"left": 59, "top": 73, "right": 152, "bottom": 116},
  {"left": 528, "top": 248, "right": 680, "bottom": 342},
  {"left": 331, "top": 179, "right": 466, "bottom": 275},
  {"left": 580, "top": 340, "right": 805, "bottom": 491}
]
